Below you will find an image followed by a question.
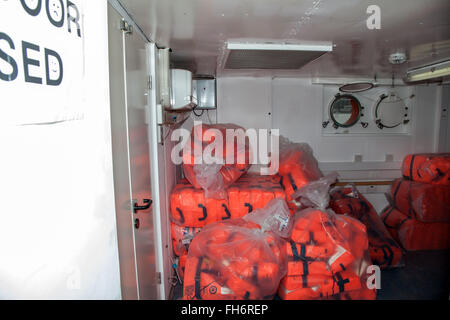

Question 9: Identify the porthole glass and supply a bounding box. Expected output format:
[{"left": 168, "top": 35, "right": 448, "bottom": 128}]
[
  {"left": 330, "top": 94, "right": 362, "bottom": 128},
  {"left": 374, "top": 92, "right": 407, "bottom": 129}
]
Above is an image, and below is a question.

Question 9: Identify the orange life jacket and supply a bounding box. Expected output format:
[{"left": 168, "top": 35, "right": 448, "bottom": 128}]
[
  {"left": 183, "top": 219, "right": 285, "bottom": 300},
  {"left": 278, "top": 271, "right": 364, "bottom": 300},
  {"left": 402, "top": 153, "right": 450, "bottom": 185},
  {"left": 278, "top": 150, "right": 323, "bottom": 201},
  {"left": 330, "top": 187, "right": 404, "bottom": 268},
  {"left": 182, "top": 124, "right": 252, "bottom": 194},
  {"left": 170, "top": 174, "right": 286, "bottom": 227},
  {"left": 381, "top": 206, "right": 450, "bottom": 251},
  {"left": 391, "top": 178, "right": 450, "bottom": 223},
  {"left": 279, "top": 208, "right": 374, "bottom": 300}
]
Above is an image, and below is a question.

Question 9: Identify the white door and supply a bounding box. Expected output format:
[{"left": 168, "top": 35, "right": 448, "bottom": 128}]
[{"left": 108, "top": 4, "right": 157, "bottom": 300}]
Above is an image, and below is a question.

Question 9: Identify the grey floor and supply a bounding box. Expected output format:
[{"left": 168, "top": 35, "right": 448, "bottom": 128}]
[
  {"left": 376, "top": 250, "right": 450, "bottom": 300},
  {"left": 171, "top": 250, "right": 450, "bottom": 300}
]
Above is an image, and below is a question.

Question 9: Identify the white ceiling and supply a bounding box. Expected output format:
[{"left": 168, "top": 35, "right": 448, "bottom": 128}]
[{"left": 120, "top": 0, "right": 450, "bottom": 79}]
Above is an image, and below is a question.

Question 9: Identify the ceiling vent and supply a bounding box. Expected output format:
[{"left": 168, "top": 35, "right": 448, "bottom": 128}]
[{"left": 223, "top": 41, "right": 333, "bottom": 70}]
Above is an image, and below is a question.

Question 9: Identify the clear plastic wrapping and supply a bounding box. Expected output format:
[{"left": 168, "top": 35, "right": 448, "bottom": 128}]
[
  {"left": 278, "top": 175, "right": 376, "bottom": 300},
  {"left": 402, "top": 153, "right": 450, "bottom": 185},
  {"left": 292, "top": 172, "right": 339, "bottom": 210},
  {"left": 171, "top": 223, "right": 203, "bottom": 257},
  {"left": 182, "top": 123, "right": 252, "bottom": 199},
  {"left": 381, "top": 206, "right": 450, "bottom": 251},
  {"left": 278, "top": 208, "right": 376, "bottom": 300},
  {"left": 183, "top": 199, "right": 291, "bottom": 300},
  {"left": 391, "top": 178, "right": 450, "bottom": 223},
  {"left": 330, "top": 186, "right": 404, "bottom": 269},
  {"left": 276, "top": 137, "right": 323, "bottom": 203}
]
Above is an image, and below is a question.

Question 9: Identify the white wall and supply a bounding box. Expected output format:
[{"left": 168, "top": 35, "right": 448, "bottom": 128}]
[
  {"left": 217, "top": 76, "right": 441, "bottom": 212},
  {"left": 0, "top": 1, "right": 121, "bottom": 299}
]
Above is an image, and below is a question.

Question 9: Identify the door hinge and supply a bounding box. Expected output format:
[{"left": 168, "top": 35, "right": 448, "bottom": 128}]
[
  {"left": 157, "top": 272, "right": 162, "bottom": 285},
  {"left": 120, "top": 19, "right": 133, "bottom": 35},
  {"left": 148, "top": 76, "right": 152, "bottom": 90}
]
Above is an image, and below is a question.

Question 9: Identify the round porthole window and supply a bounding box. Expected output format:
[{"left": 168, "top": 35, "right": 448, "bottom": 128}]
[
  {"left": 374, "top": 92, "right": 408, "bottom": 129},
  {"left": 329, "top": 94, "right": 362, "bottom": 128}
]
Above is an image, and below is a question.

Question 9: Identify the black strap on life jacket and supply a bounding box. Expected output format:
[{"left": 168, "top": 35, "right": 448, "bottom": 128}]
[
  {"left": 280, "top": 176, "right": 286, "bottom": 190},
  {"left": 302, "top": 260, "right": 309, "bottom": 288},
  {"left": 302, "top": 272, "right": 308, "bottom": 289},
  {"left": 194, "top": 258, "right": 204, "bottom": 300},
  {"left": 397, "top": 216, "right": 411, "bottom": 229},
  {"left": 175, "top": 208, "right": 185, "bottom": 225},
  {"left": 245, "top": 203, "right": 253, "bottom": 213},
  {"left": 290, "top": 240, "right": 301, "bottom": 262},
  {"left": 221, "top": 204, "right": 231, "bottom": 220},
  {"left": 382, "top": 207, "right": 395, "bottom": 226},
  {"left": 288, "top": 173, "right": 298, "bottom": 191},
  {"left": 299, "top": 243, "right": 307, "bottom": 259},
  {"left": 198, "top": 204, "right": 208, "bottom": 222},
  {"left": 359, "top": 200, "right": 371, "bottom": 216},
  {"left": 244, "top": 291, "right": 251, "bottom": 300},
  {"left": 381, "top": 245, "right": 394, "bottom": 267},
  {"left": 392, "top": 180, "right": 403, "bottom": 209},
  {"left": 409, "top": 154, "right": 416, "bottom": 180},
  {"left": 309, "top": 232, "right": 316, "bottom": 245},
  {"left": 333, "top": 272, "right": 350, "bottom": 293},
  {"left": 252, "top": 265, "right": 259, "bottom": 284},
  {"left": 432, "top": 168, "right": 445, "bottom": 182}
]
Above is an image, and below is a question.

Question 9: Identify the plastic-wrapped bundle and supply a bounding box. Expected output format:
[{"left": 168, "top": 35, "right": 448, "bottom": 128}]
[
  {"left": 278, "top": 175, "right": 376, "bottom": 300},
  {"left": 391, "top": 179, "right": 450, "bottom": 223},
  {"left": 330, "top": 186, "right": 404, "bottom": 269},
  {"left": 277, "top": 137, "right": 323, "bottom": 202},
  {"left": 381, "top": 206, "right": 450, "bottom": 251},
  {"left": 171, "top": 223, "right": 203, "bottom": 257},
  {"left": 182, "top": 123, "right": 252, "bottom": 199},
  {"left": 278, "top": 209, "right": 375, "bottom": 300},
  {"left": 183, "top": 199, "right": 292, "bottom": 300},
  {"left": 170, "top": 175, "right": 286, "bottom": 228},
  {"left": 402, "top": 153, "right": 450, "bottom": 185}
]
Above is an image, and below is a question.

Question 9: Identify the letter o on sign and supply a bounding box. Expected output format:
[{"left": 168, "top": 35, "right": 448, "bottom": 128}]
[
  {"left": 20, "top": 0, "right": 42, "bottom": 16},
  {"left": 46, "top": 0, "right": 65, "bottom": 28}
]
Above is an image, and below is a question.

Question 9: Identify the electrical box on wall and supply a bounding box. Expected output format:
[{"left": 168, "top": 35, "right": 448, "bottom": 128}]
[
  {"left": 193, "top": 77, "right": 217, "bottom": 110},
  {"left": 170, "top": 69, "right": 193, "bottom": 110},
  {"left": 322, "top": 85, "right": 414, "bottom": 135}
]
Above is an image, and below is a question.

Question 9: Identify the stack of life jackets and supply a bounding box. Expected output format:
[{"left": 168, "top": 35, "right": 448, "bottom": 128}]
[
  {"left": 330, "top": 187, "right": 404, "bottom": 269},
  {"left": 182, "top": 123, "right": 252, "bottom": 199},
  {"left": 381, "top": 153, "right": 450, "bottom": 251},
  {"left": 170, "top": 174, "right": 287, "bottom": 278},
  {"left": 182, "top": 199, "right": 291, "bottom": 300},
  {"left": 277, "top": 140, "right": 323, "bottom": 211},
  {"left": 278, "top": 209, "right": 376, "bottom": 300}
]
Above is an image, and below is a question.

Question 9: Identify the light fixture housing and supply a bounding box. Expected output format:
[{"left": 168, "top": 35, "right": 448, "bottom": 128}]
[
  {"left": 224, "top": 40, "right": 333, "bottom": 70},
  {"left": 406, "top": 60, "right": 450, "bottom": 82}
]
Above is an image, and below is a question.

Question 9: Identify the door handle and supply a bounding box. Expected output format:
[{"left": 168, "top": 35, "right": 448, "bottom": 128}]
[{"left": 133, "top": 199, "right": 152, "bottom": 214}]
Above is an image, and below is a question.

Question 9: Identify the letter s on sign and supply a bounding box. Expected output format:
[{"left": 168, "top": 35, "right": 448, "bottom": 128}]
[{"left": 0, "top": 32, "right": 18, "bottom": 82}]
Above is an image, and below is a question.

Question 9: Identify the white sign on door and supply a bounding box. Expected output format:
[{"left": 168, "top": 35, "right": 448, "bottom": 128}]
[{"left": 0, "top": 0, "right": 85, "bottom": 125}]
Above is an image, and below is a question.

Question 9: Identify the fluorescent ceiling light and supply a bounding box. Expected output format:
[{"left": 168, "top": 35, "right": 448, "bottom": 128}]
[
  {"left": 227, "top": 41, "right": 333, "bottom": 52},
  {"left": 406, "top": 60, "right": 450, "bottom": 82},
  {"left": 224, "top": 40, "right": 333, "bottom": 70}
]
